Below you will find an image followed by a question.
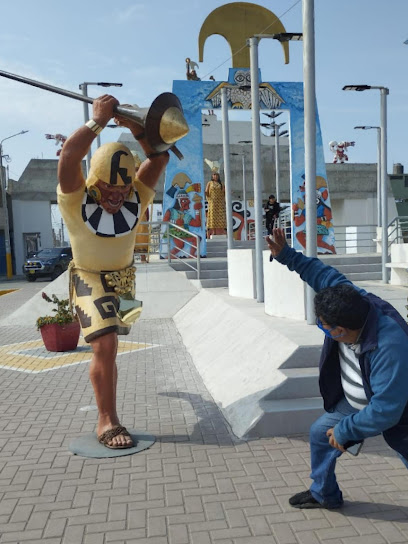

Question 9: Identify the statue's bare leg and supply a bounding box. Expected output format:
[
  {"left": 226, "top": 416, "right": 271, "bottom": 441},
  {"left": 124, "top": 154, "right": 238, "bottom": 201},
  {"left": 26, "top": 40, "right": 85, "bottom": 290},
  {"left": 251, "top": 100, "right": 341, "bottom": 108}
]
[{"left": 90, "top": 332, "right": 133, "bottom": 448}]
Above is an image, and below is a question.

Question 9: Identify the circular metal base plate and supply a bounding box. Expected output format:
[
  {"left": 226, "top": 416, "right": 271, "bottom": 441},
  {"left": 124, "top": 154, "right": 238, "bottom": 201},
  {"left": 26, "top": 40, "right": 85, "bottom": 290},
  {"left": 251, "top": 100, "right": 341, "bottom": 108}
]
[{"left": 69, "top": 430, "right": 155, "bottom": 458}]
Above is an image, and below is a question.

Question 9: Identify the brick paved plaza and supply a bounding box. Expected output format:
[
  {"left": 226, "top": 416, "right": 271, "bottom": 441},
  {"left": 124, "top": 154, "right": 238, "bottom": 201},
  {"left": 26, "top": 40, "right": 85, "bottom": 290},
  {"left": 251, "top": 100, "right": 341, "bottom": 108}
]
[{"left": 0, "top": 276, "right": 407, "bottom": 544}]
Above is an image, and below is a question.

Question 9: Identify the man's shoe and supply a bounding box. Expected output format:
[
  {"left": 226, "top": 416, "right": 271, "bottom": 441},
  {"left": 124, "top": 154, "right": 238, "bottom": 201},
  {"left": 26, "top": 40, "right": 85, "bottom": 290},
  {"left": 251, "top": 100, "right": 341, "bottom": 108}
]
[{"left": 289, "top": 490, "right": 343, "bottom": 510}]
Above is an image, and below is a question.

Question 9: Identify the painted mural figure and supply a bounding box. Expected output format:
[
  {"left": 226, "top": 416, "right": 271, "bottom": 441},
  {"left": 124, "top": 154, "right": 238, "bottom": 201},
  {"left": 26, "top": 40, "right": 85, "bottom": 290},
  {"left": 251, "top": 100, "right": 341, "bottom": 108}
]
[
  {"left": 205, "top": 169, "right": 227, "bottom": 238},
  {"left": 206, "top": 69, "right": 284, "bottom": 110},
  {"left": 329, "top": 140, "right": 355, "bottom": 164},
  {"left": 163, "top": 190, "right": 202, "bottom": 257},
  {"left": 57, "top": 94, "right": 169, "bottom": 450},
  {"left": 293, "top": 176, "right": 336, "bottom": 254}
]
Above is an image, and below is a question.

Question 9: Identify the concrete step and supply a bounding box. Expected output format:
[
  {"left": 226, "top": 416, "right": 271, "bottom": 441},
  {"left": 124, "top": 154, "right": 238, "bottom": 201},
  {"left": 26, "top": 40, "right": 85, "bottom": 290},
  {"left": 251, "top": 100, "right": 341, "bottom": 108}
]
[
  {"left": 199, "top": 278, "right": 229, "bottom": 288},
  {"left": 206, "top": 251, "right": 228, "bottom": 258},
  {"left": 186, "top": 269, "right": 228, "bottom": 280},
  {"left": 333, "top": 263, "right": 381, "bottom": 274},
  {"left": 280, "top": 346, "right": 321, "bottom": 369},
  {"left": 320, "top": 254, "right": 381, "bottom": 266},
  {"left": 170, "top": 259, "right": 227, "bottom": 272},
  {"left": 246, "top": 397, "right": 324, "bottom": 438},
  {"left": 344, "top": 271, "right": 383, "bottom": 281},
  {"left": 263, "top": 368, "right": 320, "bottom": 401}
]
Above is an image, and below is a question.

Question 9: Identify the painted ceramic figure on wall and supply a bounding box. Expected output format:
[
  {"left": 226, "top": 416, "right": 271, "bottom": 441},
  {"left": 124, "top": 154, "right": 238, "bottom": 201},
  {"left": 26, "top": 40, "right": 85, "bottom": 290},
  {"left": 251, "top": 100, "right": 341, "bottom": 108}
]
[
  {"left": 329, "top": 140, "right": 355, "bottom": 164},
  {"left": 163, "top": 190, "right": 202, "bottom": 258},
  {"left": 293, "top": 176, "right": 336, "bottom": 255}
]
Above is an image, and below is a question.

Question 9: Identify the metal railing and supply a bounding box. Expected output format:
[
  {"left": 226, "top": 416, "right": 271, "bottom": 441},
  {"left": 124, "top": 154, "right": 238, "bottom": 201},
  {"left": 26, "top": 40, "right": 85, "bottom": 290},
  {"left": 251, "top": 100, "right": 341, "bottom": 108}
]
[
  {"left": 249, "top": 217, "right": 291, "bottom": 241},
  {"left": 387, "top": 216, "right": 408, "bottom": 246},
  {"left": 134, "top": 221, "right": 201, "bottom": 279},
  {"left": 332, "top": 225, "right": 377, "bottom": 253}
]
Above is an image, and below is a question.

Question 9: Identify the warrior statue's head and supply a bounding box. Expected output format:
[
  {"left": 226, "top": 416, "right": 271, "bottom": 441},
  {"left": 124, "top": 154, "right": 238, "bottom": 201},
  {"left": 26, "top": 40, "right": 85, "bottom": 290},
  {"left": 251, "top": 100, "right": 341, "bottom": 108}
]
[{"left": 86, "top": 142, "right": 135, "bottom": 214}]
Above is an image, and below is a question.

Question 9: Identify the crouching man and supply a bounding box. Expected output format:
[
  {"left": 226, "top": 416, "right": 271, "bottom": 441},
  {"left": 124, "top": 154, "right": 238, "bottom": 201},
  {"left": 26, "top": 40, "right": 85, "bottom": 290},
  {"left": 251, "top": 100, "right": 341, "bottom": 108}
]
[{"left": 267, "top": 228, "right": 408, "bottom": 509}]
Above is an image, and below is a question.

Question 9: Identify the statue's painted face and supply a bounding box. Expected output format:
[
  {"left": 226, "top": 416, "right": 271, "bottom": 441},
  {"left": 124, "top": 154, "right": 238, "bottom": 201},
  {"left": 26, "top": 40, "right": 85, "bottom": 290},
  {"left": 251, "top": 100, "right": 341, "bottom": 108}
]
[
  {"left": 212, "top": 173, "right": 220, "bottom": 181},
  {"left": 95, "top": 180, "right": 132, "bottom": 214}
]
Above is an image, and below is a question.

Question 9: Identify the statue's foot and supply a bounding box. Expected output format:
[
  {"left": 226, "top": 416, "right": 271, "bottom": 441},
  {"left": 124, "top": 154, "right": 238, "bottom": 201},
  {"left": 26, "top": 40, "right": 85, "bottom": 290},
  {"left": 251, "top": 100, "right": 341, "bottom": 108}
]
[{"left": 97, "top": 425, "right": 135, "bottom": 449}]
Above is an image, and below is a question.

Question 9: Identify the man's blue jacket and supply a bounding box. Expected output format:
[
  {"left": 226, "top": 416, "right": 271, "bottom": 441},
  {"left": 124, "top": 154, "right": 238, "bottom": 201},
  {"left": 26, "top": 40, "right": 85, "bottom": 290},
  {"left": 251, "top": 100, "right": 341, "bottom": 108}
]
[{"left": 275, "top": 245, "right": 408, "bottom": 460}]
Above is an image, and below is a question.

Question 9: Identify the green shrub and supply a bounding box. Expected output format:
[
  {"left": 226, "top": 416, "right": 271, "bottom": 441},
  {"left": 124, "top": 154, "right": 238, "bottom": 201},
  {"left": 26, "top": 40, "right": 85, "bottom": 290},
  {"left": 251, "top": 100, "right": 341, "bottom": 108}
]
[{"left": 36, "top": 292, "right": 75, "bottom": 330}]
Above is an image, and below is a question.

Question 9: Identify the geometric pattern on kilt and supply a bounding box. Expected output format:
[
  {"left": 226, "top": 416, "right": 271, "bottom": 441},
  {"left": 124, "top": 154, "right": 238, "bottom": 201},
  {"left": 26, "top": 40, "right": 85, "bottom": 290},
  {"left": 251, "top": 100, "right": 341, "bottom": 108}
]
[
  {"left": 72, "top": 273, "right": 93, "bottom": 297},
  {"left": 72, "top": 267, "right": 132, "bottom": 343}
]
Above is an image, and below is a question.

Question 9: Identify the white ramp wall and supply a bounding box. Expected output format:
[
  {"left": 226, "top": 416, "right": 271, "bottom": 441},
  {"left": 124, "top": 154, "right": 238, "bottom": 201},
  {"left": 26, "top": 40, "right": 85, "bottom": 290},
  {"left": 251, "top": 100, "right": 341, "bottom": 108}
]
[{"left": 174, "top": 289, "right": 309, "bottom": 438}]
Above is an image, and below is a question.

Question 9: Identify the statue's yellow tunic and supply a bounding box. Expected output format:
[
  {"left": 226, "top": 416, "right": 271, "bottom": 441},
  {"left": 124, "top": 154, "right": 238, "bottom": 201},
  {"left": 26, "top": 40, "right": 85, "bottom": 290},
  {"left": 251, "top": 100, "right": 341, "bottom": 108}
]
[{"left": 57, "top": 180, "right": 154, "bottom": 342}]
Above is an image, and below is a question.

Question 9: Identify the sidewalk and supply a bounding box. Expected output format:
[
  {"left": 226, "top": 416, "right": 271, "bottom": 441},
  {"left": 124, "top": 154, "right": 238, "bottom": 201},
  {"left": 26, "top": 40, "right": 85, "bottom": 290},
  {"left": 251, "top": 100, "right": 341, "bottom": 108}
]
[{"left": 0, "top": 267, "right": 407, "bottom": 544}]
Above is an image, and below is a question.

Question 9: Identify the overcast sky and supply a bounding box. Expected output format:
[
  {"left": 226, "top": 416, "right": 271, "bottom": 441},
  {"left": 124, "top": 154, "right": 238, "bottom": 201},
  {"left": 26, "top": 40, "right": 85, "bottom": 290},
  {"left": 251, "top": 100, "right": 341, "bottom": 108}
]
[{"left": 1, "top": 0, "right": 407, "bottom": 180}]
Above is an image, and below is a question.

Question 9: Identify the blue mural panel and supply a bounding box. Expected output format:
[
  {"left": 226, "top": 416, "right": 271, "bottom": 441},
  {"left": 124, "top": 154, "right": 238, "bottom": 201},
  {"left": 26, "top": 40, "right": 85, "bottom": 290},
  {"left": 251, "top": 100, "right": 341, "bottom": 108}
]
[{"left": 163, "top": 68, "right": 335, "bottom": 256}]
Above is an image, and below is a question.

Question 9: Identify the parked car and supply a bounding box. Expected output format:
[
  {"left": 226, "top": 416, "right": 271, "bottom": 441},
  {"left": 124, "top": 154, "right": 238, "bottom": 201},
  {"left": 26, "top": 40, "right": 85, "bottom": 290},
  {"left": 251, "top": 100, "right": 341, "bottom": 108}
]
[{"left": 23, "top": 247, "right": 72, "bottom": 282}]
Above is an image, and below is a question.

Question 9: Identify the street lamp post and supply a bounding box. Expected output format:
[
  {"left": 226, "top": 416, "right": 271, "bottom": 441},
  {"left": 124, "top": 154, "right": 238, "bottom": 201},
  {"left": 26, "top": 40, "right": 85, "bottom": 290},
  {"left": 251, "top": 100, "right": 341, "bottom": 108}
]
[
  {"left": 79, "top": 81, "right": 123, "bottom": 175},
  {"left": 302, "top": 0, "right": 318, "bottom": 324},
  {"left": 249, "top": 29, "right": 303, "bottom": 306},
  {"left": 343, "top": 85, "right": 389, "bottom": 283},
  {"left": 239, "top": 140, "right": 253, "bottom": 241},
  {"left": 231, "top": 152, "right": 248, "bottom": 240},
  {"left": 248, "top": 36, "right": 264, "bottom": 302},
  {"left": 354, "top": 125, "right": 381, "bottom": 227},
  {"left": 221, "top": 87, "right": 234, "bottom": 249},
  {"left": 261, "top": 116, "right": 288, "bottom": 220},
  {"left": 0, "top": 130, "right": 29, "bottom": 278}
]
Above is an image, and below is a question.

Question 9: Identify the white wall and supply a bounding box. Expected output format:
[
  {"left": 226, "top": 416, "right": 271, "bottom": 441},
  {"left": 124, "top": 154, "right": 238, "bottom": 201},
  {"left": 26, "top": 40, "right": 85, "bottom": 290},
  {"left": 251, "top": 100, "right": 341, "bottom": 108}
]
[
  {"left": 263, "top": 250, "right": 306, "bottom": 320},
  {"left": 228, "top": 249, "right": 256, "bottom": 299},
  {"left": 331, "top": 196, "right": 398, "bottom": 227},
  {"left": 201, "top": 114, "right": 289, "bottom": 147},
  {"left": 13, "top": 200, "right": 53, "bottom": 274}
]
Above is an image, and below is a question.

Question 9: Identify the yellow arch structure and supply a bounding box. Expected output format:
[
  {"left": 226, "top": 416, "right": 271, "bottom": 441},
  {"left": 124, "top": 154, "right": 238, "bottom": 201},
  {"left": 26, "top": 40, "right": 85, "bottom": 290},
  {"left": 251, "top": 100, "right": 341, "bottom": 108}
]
[{"left": 198, "top": 2, "right": 289, "bottom": 69}]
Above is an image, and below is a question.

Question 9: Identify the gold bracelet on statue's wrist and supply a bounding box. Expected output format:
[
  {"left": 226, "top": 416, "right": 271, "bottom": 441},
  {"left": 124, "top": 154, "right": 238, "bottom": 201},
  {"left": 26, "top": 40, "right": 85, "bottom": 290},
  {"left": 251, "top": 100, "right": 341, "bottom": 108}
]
[{"left": 85, "top": 119, "right": 104, "bottom": 135}]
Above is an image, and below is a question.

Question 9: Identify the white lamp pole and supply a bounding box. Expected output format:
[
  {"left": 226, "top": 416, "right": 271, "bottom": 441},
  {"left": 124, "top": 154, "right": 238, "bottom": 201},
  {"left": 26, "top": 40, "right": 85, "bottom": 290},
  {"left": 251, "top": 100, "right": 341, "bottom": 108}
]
[
  {"left": 231, "top": 151, "right": 249, "bottom": 240},
  {"left": 303, "top": 0, "right": 317, "bottom": 324},
  {"left": 248, "top": 32, "right": 302, "bottom": 303},
  {"left": 344, "top": 85, "right": 389, "bottom": 283},
  {"left": 221, "top": 87, "right": 234, "bottom": 249},
  {"left": 242, "top": 154, "right": 248, "bottom": 239},
  {"left": 249, "top": 36, "right": 264, "bottom": 302}
]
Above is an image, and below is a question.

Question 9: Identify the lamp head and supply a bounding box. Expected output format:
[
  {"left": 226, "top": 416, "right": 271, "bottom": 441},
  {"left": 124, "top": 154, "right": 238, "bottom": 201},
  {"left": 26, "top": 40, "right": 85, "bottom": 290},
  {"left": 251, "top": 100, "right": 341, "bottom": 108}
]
[
  {"left": 343, "top": 85, "right": 372, "bottom": 92},
  {"left": 272, "top": 32, "right": 303, "bottom": 42},
  {"left": 97, "top": 82, "right": 123, "bottom": 87}
]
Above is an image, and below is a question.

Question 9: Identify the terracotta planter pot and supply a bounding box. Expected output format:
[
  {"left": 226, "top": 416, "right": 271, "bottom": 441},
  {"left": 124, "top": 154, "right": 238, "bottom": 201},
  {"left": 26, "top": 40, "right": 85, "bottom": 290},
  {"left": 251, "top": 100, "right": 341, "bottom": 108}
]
[{"left": 40, "top": 321, "right": 81, "bottom": 352}]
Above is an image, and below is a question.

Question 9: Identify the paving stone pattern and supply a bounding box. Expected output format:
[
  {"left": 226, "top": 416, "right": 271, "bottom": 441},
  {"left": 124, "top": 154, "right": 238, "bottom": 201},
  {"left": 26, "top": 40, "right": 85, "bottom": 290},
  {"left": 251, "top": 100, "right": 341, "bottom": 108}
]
[{"left": 0, "top": 280, "right": 407, "bottom": 543}]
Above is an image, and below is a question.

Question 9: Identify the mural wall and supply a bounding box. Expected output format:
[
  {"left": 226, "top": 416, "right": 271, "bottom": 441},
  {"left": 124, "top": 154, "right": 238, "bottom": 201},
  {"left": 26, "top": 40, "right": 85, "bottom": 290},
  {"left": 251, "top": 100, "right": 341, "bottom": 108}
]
[{"left": 163, "top": 67, "right": 335, "bottom": 256}]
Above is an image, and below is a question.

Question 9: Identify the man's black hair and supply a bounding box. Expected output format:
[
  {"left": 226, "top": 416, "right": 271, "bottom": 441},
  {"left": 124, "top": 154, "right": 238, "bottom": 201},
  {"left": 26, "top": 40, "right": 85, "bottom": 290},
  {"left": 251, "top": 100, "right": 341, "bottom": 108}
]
[
  {"left": 269, "top": 194, "right": 275, "bottom": 199},
  {"left": 314, "top": 284, "right": 369, "bottom": 330}
]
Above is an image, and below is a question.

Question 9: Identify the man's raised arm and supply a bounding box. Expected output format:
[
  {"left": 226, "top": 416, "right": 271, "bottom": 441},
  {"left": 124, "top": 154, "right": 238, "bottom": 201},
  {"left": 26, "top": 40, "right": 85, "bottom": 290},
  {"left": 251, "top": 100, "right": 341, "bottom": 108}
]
[{"left": 58, "top": 95, "right": 119, "bottom": 194}]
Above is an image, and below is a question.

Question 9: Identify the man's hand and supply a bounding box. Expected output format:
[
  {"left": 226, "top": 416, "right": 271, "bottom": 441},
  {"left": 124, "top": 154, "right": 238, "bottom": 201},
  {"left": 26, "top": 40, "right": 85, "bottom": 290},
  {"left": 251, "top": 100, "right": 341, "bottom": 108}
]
[
  {"left": 326, "top": 428, "right": 345, "bottom": 452},
  {"left": 194, "top": 202, "right": 202, "bottom": 210},
  {"left": 265, "top": 228, "right": 287, "bottom": 258},
  {"left": 92, "top": 95, "right": 120, "bottom": 128}
]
